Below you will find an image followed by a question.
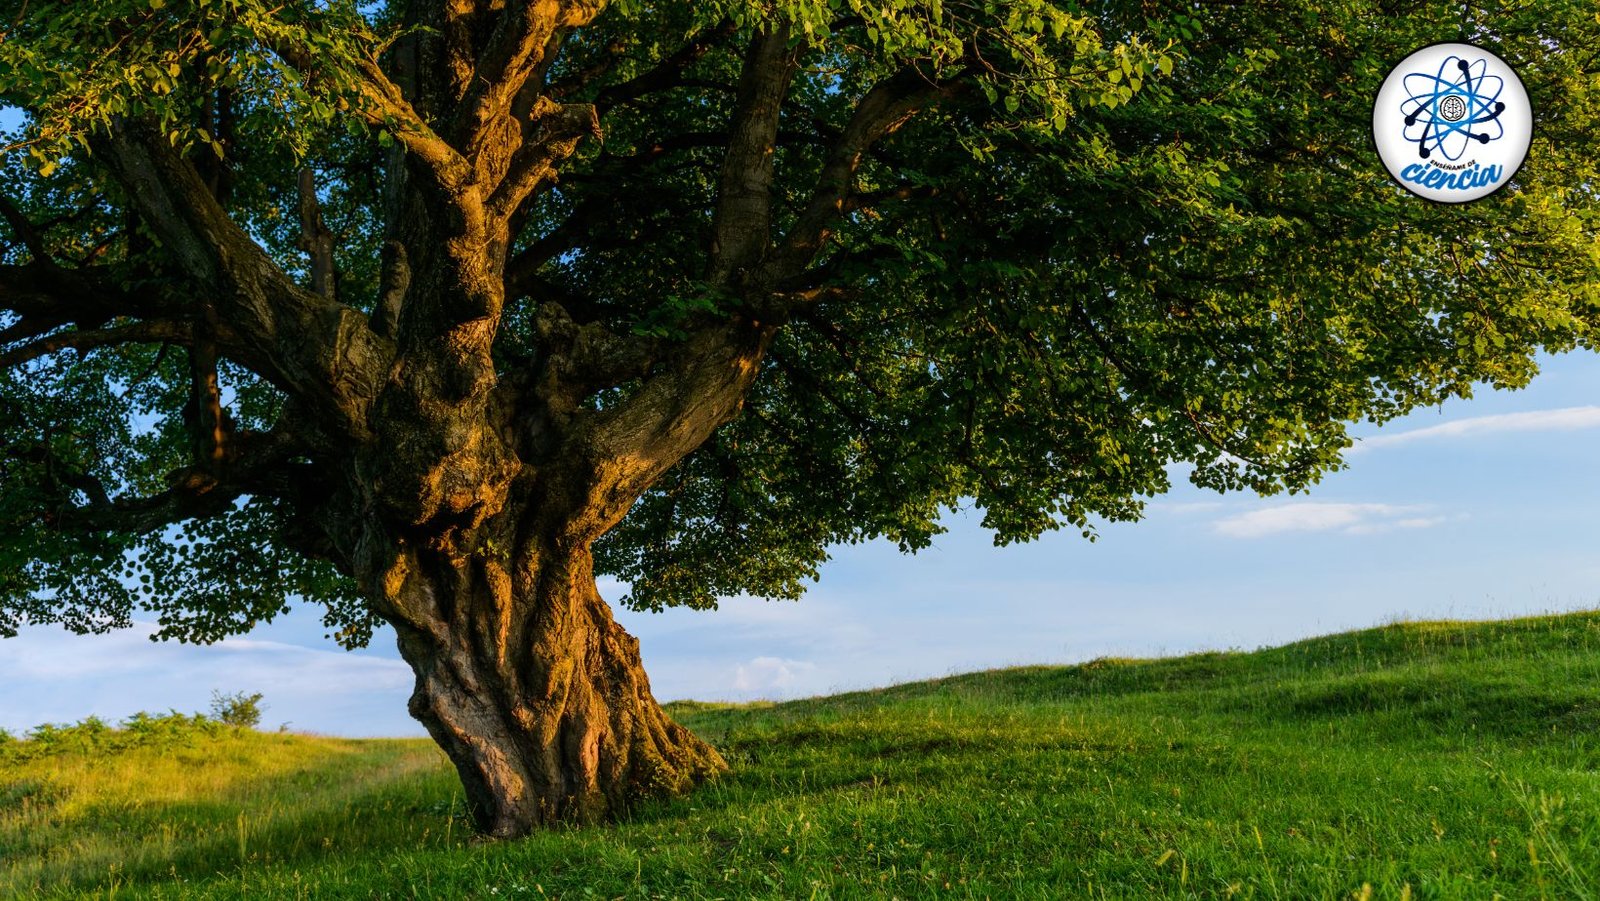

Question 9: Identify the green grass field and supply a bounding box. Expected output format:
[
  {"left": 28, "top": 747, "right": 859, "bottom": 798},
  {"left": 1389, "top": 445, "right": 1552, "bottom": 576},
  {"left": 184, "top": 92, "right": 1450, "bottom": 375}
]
[{"left": 5, "top": 612, "right": 1600, "bottom": 899}]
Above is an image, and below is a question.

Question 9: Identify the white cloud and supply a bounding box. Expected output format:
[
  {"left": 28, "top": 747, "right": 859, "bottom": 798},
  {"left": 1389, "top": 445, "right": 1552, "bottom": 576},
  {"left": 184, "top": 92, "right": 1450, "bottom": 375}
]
[
  {"left": 1212, "top": 503, "right": 1444, "bottom": 538},
  {"left": 1346, "top": 515, "right": 1447, "bottom": 535},
  {"left": 731, "top": 656, "right": 817, "bottom": 694},
  {"left": 1148, "top": 501, "right": 1226, "bottom": 515},
  {"left": 1355, "top": 406, "right": 1600, "bottom": 451}
]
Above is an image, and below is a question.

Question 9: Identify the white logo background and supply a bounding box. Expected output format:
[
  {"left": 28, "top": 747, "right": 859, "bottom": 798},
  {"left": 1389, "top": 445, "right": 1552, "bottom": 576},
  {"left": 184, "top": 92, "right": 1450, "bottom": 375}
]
[{"left": 1372, "top": 43, "right": 1532, "bottom": 204}]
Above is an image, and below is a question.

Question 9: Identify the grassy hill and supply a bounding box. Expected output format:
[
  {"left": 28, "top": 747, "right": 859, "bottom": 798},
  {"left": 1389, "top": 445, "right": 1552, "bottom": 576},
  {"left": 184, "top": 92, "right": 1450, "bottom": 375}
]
[{"left": 5, "top": 613, "right": 1600, "bottom": 899}]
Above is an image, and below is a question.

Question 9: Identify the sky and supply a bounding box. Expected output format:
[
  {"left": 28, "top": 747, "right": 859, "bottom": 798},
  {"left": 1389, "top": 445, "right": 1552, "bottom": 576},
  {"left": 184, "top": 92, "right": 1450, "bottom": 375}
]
[{"left": 4, "top": 351, "right": 1598, "bottom": 737}]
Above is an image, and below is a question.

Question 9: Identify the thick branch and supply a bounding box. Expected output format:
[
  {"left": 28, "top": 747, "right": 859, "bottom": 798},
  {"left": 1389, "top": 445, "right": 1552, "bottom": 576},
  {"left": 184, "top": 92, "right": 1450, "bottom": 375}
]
[
  {"left": 188, "top": 304, "right": 231, "bottom": 475},
  {"left": 503, "top": 134, "right": 729, "bottom": 292},
  {"left": 347, "top": 52, "right": 479, "bottom": 198},
  {"left": 516, "top": 270, "right": 607, "bottom": 323},
  {"left": 0, "top": 262, "right": 180, "bottom": 327},
  {"left": 266, "top": 36, "right": 475, "bottom": 199},
  {"left": 0, "top": 194, "right": 54, "bottom": 267},
  {"left": 535, "top": 63, "right": 969, "bottom": 539},
  {"left": 503, "top": 127, "right": 829, "bottom": 298},
  {"left": 98, "top": 121, "right": 391, "bottom": 436},
  {"left": 529, "top": 301, "right": 660, "bottom": 406},
  {"left": 487, "top": 98, "right": 600, "bottom": 221},
  {"left": 7, "top": 443, "right": 113, "bottom": 510},
  {"left": 566, "top": 323, "right": 773, "bottom": 539},
  {"left": 451, "top": 0, "right": 605, "bottom": 160},
  {"left": 707, "top": 25, "right": 799, "bottom": 289},
  {"left": 842, "top": 183, "right": 943, "bottom": 213},
  {"left": 371, "top": 240, "right": 410, "bottom": 338}
]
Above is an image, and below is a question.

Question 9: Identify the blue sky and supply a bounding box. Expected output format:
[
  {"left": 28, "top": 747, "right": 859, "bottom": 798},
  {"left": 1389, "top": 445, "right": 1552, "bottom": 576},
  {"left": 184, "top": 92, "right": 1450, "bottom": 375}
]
[{"left": 5, "top": 351, "right": 1598, "bottom": 737}]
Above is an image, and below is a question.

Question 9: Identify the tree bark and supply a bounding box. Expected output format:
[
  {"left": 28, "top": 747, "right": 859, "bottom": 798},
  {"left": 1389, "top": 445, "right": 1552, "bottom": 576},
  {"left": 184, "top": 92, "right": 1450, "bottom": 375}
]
[{"left": 382, "top": 524, "right": 725, "bottom": 838}]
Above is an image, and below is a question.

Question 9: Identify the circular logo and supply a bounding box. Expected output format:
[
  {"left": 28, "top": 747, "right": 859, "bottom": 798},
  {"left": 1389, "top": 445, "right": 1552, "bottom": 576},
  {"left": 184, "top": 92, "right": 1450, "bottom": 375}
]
[{"left": 1372, "top": 42, "right": 1532, "bottom": 204}]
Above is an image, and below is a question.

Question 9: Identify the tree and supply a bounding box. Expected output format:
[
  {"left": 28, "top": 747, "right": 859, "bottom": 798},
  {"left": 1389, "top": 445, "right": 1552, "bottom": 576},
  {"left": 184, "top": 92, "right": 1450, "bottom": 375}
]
[{"left": 1, "top": 0, "right": 1597, "bottom": 837}]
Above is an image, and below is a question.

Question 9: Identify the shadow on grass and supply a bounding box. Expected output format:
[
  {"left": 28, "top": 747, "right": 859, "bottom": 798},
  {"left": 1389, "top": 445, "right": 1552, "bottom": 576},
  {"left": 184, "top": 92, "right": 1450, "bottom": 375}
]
[
  {"left": 1271, "top": 674, "right": 1600, "bottom": 739},
  {"left": 6, "top": 740, "right": 456, "bottom": 898}
]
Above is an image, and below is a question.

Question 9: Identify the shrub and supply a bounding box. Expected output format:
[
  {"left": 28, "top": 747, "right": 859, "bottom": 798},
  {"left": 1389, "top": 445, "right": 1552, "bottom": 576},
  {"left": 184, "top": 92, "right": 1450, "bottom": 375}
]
[
  {"left": 209, "top": 691, "right": 266, "bottom": 729},
  {"left": 0, "top": 711, "right": 223, "bottom": 762},
  {"left": 123, "top": 710, "right": 221, "bottom": 742}
]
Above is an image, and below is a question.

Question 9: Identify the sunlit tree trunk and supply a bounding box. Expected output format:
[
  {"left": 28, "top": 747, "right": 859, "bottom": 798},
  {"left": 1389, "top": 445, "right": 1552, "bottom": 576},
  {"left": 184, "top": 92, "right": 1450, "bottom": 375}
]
[{"left": 382, "top": 517, "right": 725, "bottom": 837}]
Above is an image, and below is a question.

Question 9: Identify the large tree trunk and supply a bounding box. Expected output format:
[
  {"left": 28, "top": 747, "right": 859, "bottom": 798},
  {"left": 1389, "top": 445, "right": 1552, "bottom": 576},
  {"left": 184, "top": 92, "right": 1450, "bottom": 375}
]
[{"left": 383, "top": 530, "right": 725, "bottom": 838}]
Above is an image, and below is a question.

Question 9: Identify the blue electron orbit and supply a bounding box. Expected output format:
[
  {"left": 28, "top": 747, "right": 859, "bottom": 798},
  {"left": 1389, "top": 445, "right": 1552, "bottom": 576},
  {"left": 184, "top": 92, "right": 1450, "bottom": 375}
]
[{"left": 1399, "top": 56, "right": 1506, "bottom": 161}]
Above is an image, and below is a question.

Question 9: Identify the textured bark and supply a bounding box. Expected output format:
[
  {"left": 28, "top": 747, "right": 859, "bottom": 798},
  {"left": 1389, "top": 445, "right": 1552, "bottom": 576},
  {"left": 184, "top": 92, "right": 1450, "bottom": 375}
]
[
  {"left": 344, "top": 313, "right": 765, "bottom": 835},
  {"left": 379, "top": 515, "right": 724, "bottom": 837}
]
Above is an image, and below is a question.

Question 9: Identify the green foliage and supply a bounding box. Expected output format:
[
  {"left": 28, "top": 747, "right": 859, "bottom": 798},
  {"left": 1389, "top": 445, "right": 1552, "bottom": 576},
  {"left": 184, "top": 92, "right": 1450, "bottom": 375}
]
[
  {"left": 0, "top": 0, "right": 387, "bottom": 168},
  {"left": 209, "top": 690, "right": 265, "bottom": 728},
  {"left": 0, "top": 710, "right": 221, "bottom": 763},
  {"left": 598, "top": 1, "right": 1600, "bottom": 610},
  {"left": 1, "top": 695, "right": 263, "bottom": 763},
  {"left": 690, "top": 0, "right": 1172, "bottom": 121},
  {"left": 135, "top": 500, "right": 369, "bottom": 646},
  {"left": 0, "top": 350, "right": 144, "bottom": 636},
  {"left": 6, "top": 612, "right": 1600, "bottom": 897},
  {"left": 1, "top": 0, "right": 1599, "bottom": 634}
]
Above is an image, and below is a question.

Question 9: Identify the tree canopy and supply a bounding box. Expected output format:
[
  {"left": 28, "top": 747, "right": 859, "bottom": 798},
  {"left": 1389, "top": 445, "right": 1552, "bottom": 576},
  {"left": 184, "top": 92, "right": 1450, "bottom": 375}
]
[{"left": 1, "top": 0, "right": 1597, "bottom": 652}]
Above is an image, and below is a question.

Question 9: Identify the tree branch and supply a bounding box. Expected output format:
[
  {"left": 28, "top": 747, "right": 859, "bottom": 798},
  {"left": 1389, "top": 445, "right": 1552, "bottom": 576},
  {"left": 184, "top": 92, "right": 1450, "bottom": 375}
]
[
  {"left": 765, "top": 64, "right": 972, "bottom": 284},
  {"left": 568, "top": 323, "right": 774, "bottom": 539},
  {"left": 842, "top": 183, "right": 942, "bottom": 213},
  {"left": 297, "top": 168, "right": 338, "bottom": 301},
  {"left": 349, "top": 52, "right": 479, "bottom": 197},
  {"left": 529, "top": 301, "right": 660, "bottom": 404},
  {"left": 503, "top": 132, "right": 736, "bottom": 290},
  {"left": 707, "top": 24, "right": 799, "bottom": 289},
  {"left": 0, "top": 194, "right": 55, "bottom": 267},
  {"left": 371, "top": 240, "right": 409, "bottom": 339},
  {"left": 450, "top": 0, "right": 605, "bottom": 162},
  {"left": 37, "top": 427, "right": 308, "bottom": 535},
  {"left": 97, "top": 121, "right": 391, "bottom": 437},
  {"left": 503, "top": 127, "right": 830, "bottom": 297},
  {"left": 265, "top": 36, "right": 475, "bottom": 199},
  {"left": 1068, "top": 299, "right": 1268, "bottom": 467},
  {"left": 0, "top": 262, "right": 179, "bottom": 328},
  {"left": 0, "top": 319, "right": 193, "bottom": 369},
  {"left": 589, "top": 18, "right": 737, "bottom": 117},
  {"left": 484, "top": 17, "right": 746, "bottom": 248},
  {"left": 486, "top": 97, "right": 600, "bottom": 222},
  {"left": 187, "top": 302, "right": 231, "bottom": 476}
]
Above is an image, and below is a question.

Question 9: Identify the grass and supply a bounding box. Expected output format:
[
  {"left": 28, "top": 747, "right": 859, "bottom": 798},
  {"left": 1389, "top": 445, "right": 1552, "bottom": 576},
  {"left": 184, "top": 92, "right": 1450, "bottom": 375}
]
[{"left": 5, "top": 612, "right": 1600, "bottom": 899}]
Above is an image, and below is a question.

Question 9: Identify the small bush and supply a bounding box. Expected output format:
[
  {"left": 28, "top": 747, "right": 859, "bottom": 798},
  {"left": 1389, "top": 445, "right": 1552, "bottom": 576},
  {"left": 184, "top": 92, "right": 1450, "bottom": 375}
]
[
  {"left": 0, "top": 712, "right": 220, "bottom": 763},
  {"left": 209, "top": 691, "right": 265, "bottom": 729},
  {"left": 123, "top": 711, "right": 220, "bottom": 742}
]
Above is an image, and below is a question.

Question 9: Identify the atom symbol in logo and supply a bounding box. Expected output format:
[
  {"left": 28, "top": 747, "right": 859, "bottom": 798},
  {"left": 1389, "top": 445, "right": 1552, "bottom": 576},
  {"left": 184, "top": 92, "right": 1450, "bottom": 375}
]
[{"left": 1400, "top": 56, "right": 1506, "bottom": 160}]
